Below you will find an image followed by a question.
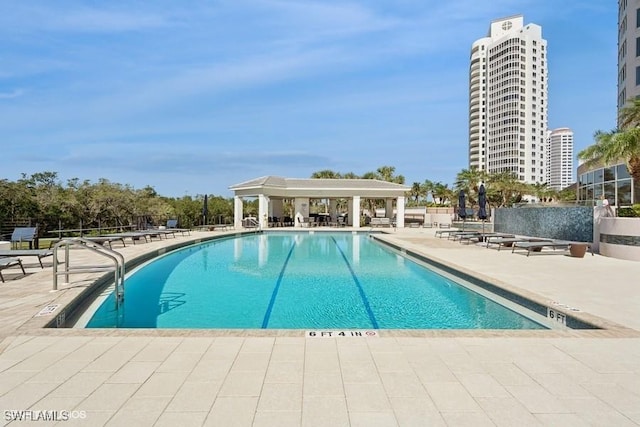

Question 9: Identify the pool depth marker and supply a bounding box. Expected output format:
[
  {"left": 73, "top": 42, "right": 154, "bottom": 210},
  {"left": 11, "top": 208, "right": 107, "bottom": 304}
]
[
  {"left": 261, "top": 242, "right": 296, "bottom": 328},
  {"left": 331, "top": 236, "right": 379, "bottom": 329}
]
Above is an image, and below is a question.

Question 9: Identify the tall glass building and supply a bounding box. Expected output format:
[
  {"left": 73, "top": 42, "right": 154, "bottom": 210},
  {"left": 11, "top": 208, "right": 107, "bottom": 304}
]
[
  {"left": 617, "top": 0, "right": 635, "bottom": 116},
  {"left": 578, "top": 0, "right": 639, "bottom": 207}
]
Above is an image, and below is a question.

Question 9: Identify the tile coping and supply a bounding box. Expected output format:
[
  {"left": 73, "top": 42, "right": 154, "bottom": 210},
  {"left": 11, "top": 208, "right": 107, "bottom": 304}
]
[{"left": 14, "top": 230, "right": 640, "bottom": 339}]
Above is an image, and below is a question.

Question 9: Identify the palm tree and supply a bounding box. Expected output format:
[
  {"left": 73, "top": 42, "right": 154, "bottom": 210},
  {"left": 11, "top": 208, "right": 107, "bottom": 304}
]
[
  {"left": 409, "top": 182, "right": 423, "bottom": 203},
  {"left": 579, "top": 98, "right": 640, "bottom": 183},
  {"left": 431, "top": 182, "right": 452, "bottom": 205},
  {"left": 311, "top": 170, "right": 342, "bottom": 179},
  {"left": 376, "top": 166, "right": 405, "bottom": 184},
  {"left": 454, "top": 168, "right": 486, "bottom": 207},
  {"left": 360, "top": 171, "right": 377, "bottom": 180},
  {"left": 530, "top": 182, "right": 551, "bottom": 203},
  {"left": 487, "top": 171, "right": 527, "bottom": 207},
  {"left": 422, "top": 179, "right": 435, "bottom": 204},
  {"left": 578, "top": 129, "right": 640, "bottom": 183},
  {"left": 454, "top": 168, "right": 486, "bottom": 193},
  {"left": 619, "top": 98, "right": 640, "bottom": 129}
]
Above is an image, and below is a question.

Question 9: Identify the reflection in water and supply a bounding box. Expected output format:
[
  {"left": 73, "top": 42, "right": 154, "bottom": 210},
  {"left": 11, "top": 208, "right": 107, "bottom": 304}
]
[
  {"left": 259, "top": 234, "right": 268, "bottom": 267},
  {"left": 352, "top": 235, "right": 360, "bottom": 265},
  {"left": 86, "top": 232, "right": 546, "bottom": 329},
  {"left": 234, "top": 237, "right": 242, "bottom": 261}
]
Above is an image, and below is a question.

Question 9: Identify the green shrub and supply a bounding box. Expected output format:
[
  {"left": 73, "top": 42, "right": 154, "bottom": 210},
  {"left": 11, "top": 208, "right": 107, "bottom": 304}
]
[{"left": 617, "top": 204, "right": 640, "bottom": 217}]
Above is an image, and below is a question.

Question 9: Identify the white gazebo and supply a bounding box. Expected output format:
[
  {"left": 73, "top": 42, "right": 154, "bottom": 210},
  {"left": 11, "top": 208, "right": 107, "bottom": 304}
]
[{"left": 229, "top": 176, "right": 410, "bottom": 229}]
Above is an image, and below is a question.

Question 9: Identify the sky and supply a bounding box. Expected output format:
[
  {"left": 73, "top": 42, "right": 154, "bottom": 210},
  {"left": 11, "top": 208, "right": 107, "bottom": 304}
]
[{"left": 0, "top": 1, "right": 617, "bottom": 198}]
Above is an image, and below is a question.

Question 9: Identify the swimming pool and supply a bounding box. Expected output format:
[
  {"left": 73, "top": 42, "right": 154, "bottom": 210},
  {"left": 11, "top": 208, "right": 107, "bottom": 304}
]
[{"left": 82, "top": 232, "right": 546, "bottom": 329}]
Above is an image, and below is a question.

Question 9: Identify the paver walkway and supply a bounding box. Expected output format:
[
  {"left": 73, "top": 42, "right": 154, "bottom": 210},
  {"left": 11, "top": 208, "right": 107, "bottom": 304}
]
[{"left": 0, "top": 228, "right": 639, "bottom": 426}]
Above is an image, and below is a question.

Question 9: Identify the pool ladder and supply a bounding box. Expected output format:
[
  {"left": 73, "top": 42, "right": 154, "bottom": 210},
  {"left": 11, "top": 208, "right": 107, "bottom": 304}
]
[{"left": 52, "top": 238, "right": 125, "bottom": 308}]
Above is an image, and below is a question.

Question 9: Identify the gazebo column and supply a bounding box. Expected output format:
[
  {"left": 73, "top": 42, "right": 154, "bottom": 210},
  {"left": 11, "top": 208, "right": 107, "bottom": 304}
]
[
  {"left": 258, "top": 195, "right": 269, "bottom": 230},
  {"left": 385, "top": 199, "right": 393, "bottom": 218},
  {"left": 234, "top": 196, "right": 243, "bottom": 229},
  {"left": 294, "top": 198, "right": 309, "bottom": 227},
  {"left": 351, "top": 196, "right": 361, "bottom": 228},
  {"left": 270, "top": 199, "right": 284, "bottom": 222},
  {"left": 329, "top": 199, "right": 338, "bottom": 222},
  {"left": 396, "top": 196, "right": 405, "bottom": 228}
]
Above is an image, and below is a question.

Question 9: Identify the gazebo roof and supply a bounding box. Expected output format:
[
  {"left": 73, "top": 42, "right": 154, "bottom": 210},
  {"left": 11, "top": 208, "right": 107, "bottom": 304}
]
[{"left": 229, "top": 176, "right": 409, "bottom": 198}]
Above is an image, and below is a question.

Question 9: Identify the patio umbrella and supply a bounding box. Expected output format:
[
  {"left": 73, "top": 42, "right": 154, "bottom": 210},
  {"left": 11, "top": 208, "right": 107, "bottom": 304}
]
[
  {"left": 457, "top": 190, "right": 466, "bottom": 231},
  {"left": 478, "top": 183, "right": 487, "bottom": 235},
  {"left": 202, "top": 194, "right": 208, "bottom": 226}
]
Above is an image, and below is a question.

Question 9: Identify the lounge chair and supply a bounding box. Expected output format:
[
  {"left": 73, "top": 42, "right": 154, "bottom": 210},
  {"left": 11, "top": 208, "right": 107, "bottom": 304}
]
[
  {"left": 83, "top": 236, "right": 127, "bottom": 249},
  {"left": 0, "top": 257, "right": 26, "bottom": 282},
  {"left": 432, "top": 213, "right": 453, "bottom": 228},
  {"left": 485, "top": 236, "right": 552, "bottom": 251},
  {"left": 370, "top": 218, "right": 392, "bottom": 228},
  {"left": 297, "top": 217, "right": 309, "bottom": 228},
  {"left": 137, "top": 229, "right": 165, "bottom": 241},
  {"left": 166, "top": 219, "right": 191, "bottom": 236},
  {"left": 457, "top": 232, "right": 514, "bottom": 244},
  {"left": 448, "top": 231, "right": 480, "bottom": 241},
  {"left": 0, "top": 249, "right": 53, "bottom": 268},
  {"left": 103, "top": 232, "right": 150, "bottom": 245},
  {"left": 511, "top": 240, "right": 574, "bottom": 256},
  {"left": 10, "top": 227, "right": 38, "bottom": 249},
  {"left": 434, "top": 229, "right": 459, "bottom": 238}
]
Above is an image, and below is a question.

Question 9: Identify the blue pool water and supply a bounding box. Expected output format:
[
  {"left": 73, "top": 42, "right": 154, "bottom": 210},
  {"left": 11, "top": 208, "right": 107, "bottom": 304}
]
[{"left": 85, "top": 232, "right": 545, "bottom": 329}]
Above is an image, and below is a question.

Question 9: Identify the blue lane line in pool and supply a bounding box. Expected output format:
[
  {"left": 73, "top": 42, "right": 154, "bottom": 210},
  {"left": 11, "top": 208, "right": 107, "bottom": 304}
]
[
  {"left": 330, "top": 236, "right": 379, "bottom": 329},
  {"left": 261, "top": 242, "right": 297, "bottom": 328}
]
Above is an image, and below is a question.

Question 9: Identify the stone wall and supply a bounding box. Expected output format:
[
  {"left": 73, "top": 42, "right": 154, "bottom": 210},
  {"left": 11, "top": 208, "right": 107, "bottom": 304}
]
[{"left": 494, "top": 206, "right": 593, "bottom": 242}]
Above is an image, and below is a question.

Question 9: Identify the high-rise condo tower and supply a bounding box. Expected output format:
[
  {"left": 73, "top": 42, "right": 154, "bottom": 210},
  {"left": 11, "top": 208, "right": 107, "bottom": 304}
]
[{"left": 468, "top": 15, "right": 548, "bottom": 184}]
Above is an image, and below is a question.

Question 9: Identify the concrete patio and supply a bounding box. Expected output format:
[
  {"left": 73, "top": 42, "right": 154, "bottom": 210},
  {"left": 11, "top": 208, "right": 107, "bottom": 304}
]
[{"left": 0, "top": 228, "right": 639, "bottom": 426}]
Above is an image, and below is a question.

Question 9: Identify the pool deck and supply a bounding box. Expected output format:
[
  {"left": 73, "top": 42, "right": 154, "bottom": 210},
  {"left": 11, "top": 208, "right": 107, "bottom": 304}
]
[{"left": 0, "top": 228, "right": 639, "bottom": 426}]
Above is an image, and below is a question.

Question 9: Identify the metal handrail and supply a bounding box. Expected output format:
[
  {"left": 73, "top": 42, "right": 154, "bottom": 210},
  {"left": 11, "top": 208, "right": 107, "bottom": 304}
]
[
  {"left": 52, "top": 237, "right": 125, "bottom": 308},
  {"left": 243, "top": 218, "right": 259, "bottom": 228}
]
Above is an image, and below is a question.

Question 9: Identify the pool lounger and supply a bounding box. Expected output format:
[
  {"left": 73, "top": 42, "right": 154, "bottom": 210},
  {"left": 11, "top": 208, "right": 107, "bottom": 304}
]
[
  {"left": 197, "top": 224, "right": 233, "bottom": 231},
  {"left": 458, "top": 232, "right": 515, "bottom": 244},
  {"left": 166, "top": 219, "right": 191, "bottom": 236},
  {"left": 511, "top": 240, "right": 588, "bottom": 256},
  {"left": 83, "top": 236, "right": 127, "bottom": 249},
  {"left": 103, "top": 232, "right": 151, "bottom": 244},
  {"left": 448, "top": 231, "right": 480, "bottom": 241},
  {"left": 155, "top": 229, "right": 178, "bottom": 238},
  {"left": 169, "top": 228, "right": 191, "bottom": 236},
  {"left": 485, "top": 236, "right": 552, "bottom": 251},
  {"left": 0, "top": 257, "right": 26, "bottom": 282},
  {"left": 0, "top": 249, "right": 53, "bottom": 268},
  {"left": 434, "top": 229, "right": 460, "bottom": 238},
  {"left": 137, "top": 230, "right": 167, "bottom": 241}
]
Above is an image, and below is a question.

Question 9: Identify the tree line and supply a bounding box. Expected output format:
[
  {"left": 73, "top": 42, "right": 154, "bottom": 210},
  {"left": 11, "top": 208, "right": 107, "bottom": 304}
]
[
  {"left": 312, "top": 166, "right": 576, "bottom": 212},
  {"left": 0, "top": 160, "right": 605, "bottom": 240},
  {"left": 0, "top": 172, "right": 235, "bottom": 238}
]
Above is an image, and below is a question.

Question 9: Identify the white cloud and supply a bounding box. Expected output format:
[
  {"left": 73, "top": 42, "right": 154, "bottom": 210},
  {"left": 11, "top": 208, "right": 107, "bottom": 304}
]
[
  {"left": 0, "top": 3, "right": 172, "bottom": 34},
  {"left": 0, "top": 89, "right": 24, "bottom": 99}
]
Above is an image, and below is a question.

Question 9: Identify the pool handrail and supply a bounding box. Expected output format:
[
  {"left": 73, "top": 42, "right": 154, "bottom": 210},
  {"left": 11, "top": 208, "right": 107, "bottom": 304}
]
[{"left": 52, "top": 238, "right": 125, "bottom": 308}]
